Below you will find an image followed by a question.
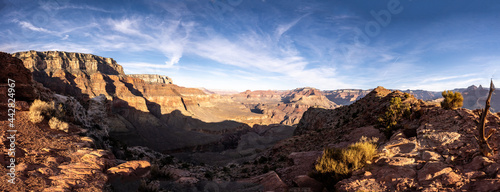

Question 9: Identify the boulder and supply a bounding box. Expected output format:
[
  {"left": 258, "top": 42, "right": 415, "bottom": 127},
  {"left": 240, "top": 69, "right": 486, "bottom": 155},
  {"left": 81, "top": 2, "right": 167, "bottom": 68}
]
[
  {"left": 292, "top": 175, "right": 325, "bottom": 192},
  {"left": 240, "top": 171, "right": 288, "bottom": 192},
  {"left": 107, "top": 160, "right": 151, "bottom": 192}
]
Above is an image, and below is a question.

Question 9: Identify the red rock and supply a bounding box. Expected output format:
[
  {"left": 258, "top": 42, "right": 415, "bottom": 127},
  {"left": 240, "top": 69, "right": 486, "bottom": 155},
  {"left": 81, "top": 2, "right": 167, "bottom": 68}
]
[
  {"left": 418, "top": 162, "right": 452, "bottom": 184},
  {"left": 107, "top": 160, "right": 151, "bottom": 180},
  {"left": 485, "top": 163, "right": 500, "bottom": 176},
  {"left": 466, "top": 156, "right": 494, "bottom": 171},
  {"left": 278, "top": 151, "right": 322, "bottom": 185},
  {"left": 0, "top": 52, "right": 37, "bottom": 122},
  {"left": 107, "top": 160, "right": 151, "bottom": 192},
  {"left": 176, "top": 177, "right": 199, "bottom": 185},
  {"left": 470, "top": 179, "right": 500, "bottom": 192},
  {"left": 440, "top": 172, "right": 462, "bottom": 186},
  {"left": 240, "top": 171, "right": 288, "bottom": 192},
  {"left": 422, "top": 151, "right": 442, "bottom": 162},
  {"left": 292, "top": 175, "right": 325, "bottom": 192}
]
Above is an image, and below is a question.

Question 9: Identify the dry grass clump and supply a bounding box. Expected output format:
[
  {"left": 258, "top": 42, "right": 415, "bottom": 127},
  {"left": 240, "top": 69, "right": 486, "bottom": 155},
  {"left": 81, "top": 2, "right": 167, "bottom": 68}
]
[
  {"left": 313, "top": 137, "right": 377, "bottom": 190},
  {"left": 315, "top": 140, "right": 377, "bottom": 175},
  {"left": 29, "top": 100, "right": 55, "bottom": 123},
  {"left": 30, "top": 99, "right": 70, "bottom": 132},
  {"left": 49, "top": 117, "right": 69, "bottom": 132}
]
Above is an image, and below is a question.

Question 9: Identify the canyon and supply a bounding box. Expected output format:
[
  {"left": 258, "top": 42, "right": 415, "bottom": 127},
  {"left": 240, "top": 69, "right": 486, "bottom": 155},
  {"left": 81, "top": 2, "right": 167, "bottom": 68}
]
[{"left": 1, "top": 50, "right": 499, "bottom": 191}]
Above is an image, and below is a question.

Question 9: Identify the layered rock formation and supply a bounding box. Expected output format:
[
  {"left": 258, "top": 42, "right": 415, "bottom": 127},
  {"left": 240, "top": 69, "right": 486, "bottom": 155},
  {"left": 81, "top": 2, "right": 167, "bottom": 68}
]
[
  {"left": 11, "top": 51, "right": 284, "bottom": 155},
  {"left": 0, "top": 52, "right": 37, "bottom": 114},
  {"left": 231, "top": 87, "right": 339, "bottom": 125},
  {"left": 0, "top": 53, "right": 151, "bottom": 192},
  {"left": 322, "top": 89, "right": 370, "bottom": 106},
  {"left": 12, "top": 50, "right": 124, "bottom": 75},
  {"left": 460, "top": 85, "right": 500, "bottom": 112},
  {"left": 250, "top": 86, "right": 500, "bottom": 191},
  {"left": 127, "top": 74, "right": 172, "bottom": 84}
]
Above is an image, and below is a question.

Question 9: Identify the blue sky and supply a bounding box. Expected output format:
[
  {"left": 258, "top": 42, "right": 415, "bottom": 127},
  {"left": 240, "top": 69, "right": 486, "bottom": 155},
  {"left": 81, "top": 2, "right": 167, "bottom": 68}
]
[{"left": 1, "top": 0, "right": 500, "bottom": 91}]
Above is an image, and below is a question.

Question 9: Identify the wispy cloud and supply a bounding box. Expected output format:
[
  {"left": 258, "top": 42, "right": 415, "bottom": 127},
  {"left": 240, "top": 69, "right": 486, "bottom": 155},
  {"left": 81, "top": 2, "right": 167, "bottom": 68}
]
[
  {"left": 16, "top": 20, "right": 53, "bottom": 34},
  {"left": 275, "top": 14, "right": 309, "bottom": 40},
  {"left": 2, "top": 0, "right": 499, "bottom": 91}
]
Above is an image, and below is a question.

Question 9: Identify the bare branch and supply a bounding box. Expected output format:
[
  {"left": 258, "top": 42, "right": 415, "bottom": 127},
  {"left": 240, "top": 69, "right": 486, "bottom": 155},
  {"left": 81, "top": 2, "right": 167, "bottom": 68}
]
[{"left": 477, "top": 79, "right": 495, "bottom": 156}]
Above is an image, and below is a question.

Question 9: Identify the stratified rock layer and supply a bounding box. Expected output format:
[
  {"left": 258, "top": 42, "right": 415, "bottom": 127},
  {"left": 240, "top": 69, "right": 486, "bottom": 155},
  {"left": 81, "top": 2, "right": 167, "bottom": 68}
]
[{"left": 262, "top": 86, "right": 500, "bottom": 192}]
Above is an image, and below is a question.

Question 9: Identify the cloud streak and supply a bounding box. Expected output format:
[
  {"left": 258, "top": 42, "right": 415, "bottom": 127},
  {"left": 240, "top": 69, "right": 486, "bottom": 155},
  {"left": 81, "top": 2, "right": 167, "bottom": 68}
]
[{"left": 1, "top": 0, "right": 499, "bottom": 91}]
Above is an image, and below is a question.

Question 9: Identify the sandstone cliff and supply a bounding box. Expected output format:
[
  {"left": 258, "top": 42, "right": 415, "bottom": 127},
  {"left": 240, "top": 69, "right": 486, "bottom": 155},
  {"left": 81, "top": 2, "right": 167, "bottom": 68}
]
[
  {"left": 12, "top": 51, "right": 275, "bottom": 154},
  {"left": 322, "top": 89, "right": 370, "bottom": 106},
  {"left": 127, "top": 74, "right": 172, "bottom": 84},
  {"left": 231, "top": 87, "right": 339, "bottom": 125},
  {"left": 0, "top": 52, "right": 151, "bottom": 192},
  {"left": 12, "top": 50, "right": 124, "bottom": 75}
]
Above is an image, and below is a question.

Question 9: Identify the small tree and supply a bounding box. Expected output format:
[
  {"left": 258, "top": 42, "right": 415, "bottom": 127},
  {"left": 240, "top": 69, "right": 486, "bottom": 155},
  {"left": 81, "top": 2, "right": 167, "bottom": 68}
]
[{"left": 441, "top": 90, "right": 463, "bottom": 110}]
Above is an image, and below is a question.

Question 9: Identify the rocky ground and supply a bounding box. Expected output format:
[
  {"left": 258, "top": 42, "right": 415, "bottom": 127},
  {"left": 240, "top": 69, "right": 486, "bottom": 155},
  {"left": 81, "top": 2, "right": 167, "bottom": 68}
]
[{"left": 239, "top": 86, "right": 500, "bottom": 192}]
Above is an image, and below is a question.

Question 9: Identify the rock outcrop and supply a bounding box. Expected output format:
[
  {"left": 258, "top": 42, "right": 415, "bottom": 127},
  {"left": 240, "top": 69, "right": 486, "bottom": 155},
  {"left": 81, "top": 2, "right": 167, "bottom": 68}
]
[
  {"left": 11, "top": 51, "right": 284, "bottom": 154},
  {"left": 12, "top": 50, "right": 124, "bottom": 75},
  {"left": 460, "top": 85, "right": 500, "bottom": 112},
  {"left": 322, "top": 89, "right": 371, "bottom": 106},
  {"left": 127, "top": 74, "right": 172, "bottom": 84},
  {"left": 261, "top": 86, "right": 499, "bottom": 192},
  {"left": 0, "top": 52, "right": 37, "bottom": 111},
  {"left": 0, "top": 53, "right": 153, "bottom": 191},
  {"left": 107, "top": 160, "right": 151, "bottom": 192},
  {"left": 232, "top": 87, "right": 339, "bottom": 125}
]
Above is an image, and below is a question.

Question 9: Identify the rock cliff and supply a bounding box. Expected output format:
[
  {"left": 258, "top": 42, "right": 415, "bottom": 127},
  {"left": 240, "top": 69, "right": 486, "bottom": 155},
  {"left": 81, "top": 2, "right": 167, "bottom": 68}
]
[
  {"left": 231, "top": 87, "right": 339, "bottom": 125},
  {"left": 0, "top": 53, "right": 151, "bottom": 192},
  {"left": 253, "top": 86, "right": 500, "bottom": 191},
  {"left": 127, "top": 74, "right": 172, "bottom": 84},
  {"left": 11, "top": 51, "right": 278, "bottom": 154},
  {"left": 12, "top": 50, "right": 124, "bottom": 75},
  {"left": 460, "top": 85, "right": 500, "bottom": 112}
]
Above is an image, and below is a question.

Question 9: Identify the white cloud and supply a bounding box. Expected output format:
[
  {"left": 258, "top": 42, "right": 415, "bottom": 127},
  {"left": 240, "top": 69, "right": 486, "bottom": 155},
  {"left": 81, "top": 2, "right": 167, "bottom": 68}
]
[
  {"left": 275, "top": 14, "right": 308, "bottom": 40},
  {"left": 17, "top": 21, "right": 53, "bottom": 34}
]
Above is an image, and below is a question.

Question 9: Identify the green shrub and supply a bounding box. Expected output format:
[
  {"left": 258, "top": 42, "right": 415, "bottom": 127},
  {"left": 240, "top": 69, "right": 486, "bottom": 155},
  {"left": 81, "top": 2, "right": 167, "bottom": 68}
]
[
  {"left": 48, "top": 117, "right": 69, "bottom": 132},
  {"left": 441, "top": 90, "right": 463, "bottom": 110},
  {"left": 378, "top": 97, "right": 411, "bottom": 137},
  {"left": 29, "top": 100, "right": 55, "bottom": 123}
]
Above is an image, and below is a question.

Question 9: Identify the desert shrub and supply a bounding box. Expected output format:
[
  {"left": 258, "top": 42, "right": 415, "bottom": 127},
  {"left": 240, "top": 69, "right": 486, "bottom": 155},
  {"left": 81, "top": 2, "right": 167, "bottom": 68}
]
[
  {"left": 138, "top": 179, "right": 159, "bottom": 192},
  {"left": 49, "top": 117, "right": 69, "bottom": 132},
  {"left": 313, "top": 138, "right": 377, "bottom": 190},
  {"left": 29, "top": 100, "right": 55, "bottom": 123},
  {"left": 378, "top": 97, "right": 410, "bottom": 137},
  {"left": 204, "top": 170, "right": 214, "bottom": 180},
  {"left": 150, "top": 164, "right": 172, "bottom": 180},
  {"left": 441, "top": 90, "right": 463, "bottom": 110},
  {"left": 160, "top": 156, "right": 174, "bottom": 165}
]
